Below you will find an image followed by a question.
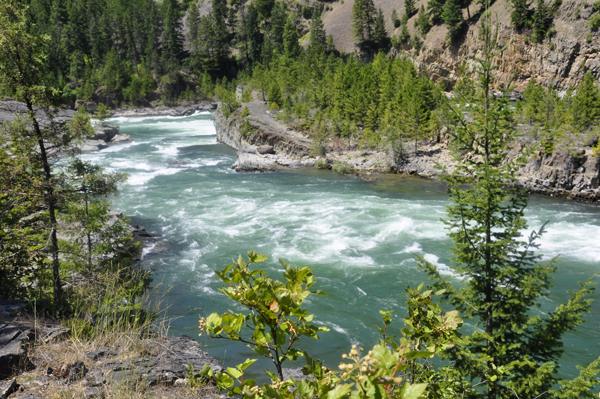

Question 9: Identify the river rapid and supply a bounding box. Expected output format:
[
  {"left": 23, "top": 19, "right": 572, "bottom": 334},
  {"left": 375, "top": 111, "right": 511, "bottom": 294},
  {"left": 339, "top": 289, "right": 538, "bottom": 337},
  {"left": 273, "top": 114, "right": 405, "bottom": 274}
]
[{"left": 80, "top": 111, "right": 600, "bottom": 381}]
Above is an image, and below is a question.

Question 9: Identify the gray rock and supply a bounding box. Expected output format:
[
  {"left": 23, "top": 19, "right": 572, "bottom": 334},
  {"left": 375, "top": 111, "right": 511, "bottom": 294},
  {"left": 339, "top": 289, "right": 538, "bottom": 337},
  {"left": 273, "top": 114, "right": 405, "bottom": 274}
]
[
  {"left": 84, "top": 387, "right": 104, "bottom": 399},
  {"left": 101, "top": 335, "right": 222, "bottom": 387},
  {"left": 173, "top": 378, "right": 188, "bottom": 387},
  {"left": 42, "top": 326, "right": 70, "bottom": 343},
  {"left": 257, "top": 145, "right": 275, "bottom": 154},
  {"left": 233, "top": 152, "right": 278, "bottom": 172},
  {"left": 282, "top": 368, "right": 311, "bottom": 381},
  {"left": 83, "top": 370, "right": 106, "bottom": 387},
  {"left": 85, "top": 349, "right": 115, "bottom": 361},
  {"left": 68, "top": 361, "right": 88, "bottom": 382},
  {"left": 0, "top": 324, "right": 34, "bottom": 379},
  {"left": 0, "top": 379, "right": 18, "bottom": 399}
]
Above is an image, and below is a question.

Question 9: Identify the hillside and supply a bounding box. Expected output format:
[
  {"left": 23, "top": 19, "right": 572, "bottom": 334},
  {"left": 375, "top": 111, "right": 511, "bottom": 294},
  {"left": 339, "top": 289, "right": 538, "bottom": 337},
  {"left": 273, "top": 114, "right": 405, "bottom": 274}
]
[{"left": 320, "top": 0, "right": 599, "bottom": 91}]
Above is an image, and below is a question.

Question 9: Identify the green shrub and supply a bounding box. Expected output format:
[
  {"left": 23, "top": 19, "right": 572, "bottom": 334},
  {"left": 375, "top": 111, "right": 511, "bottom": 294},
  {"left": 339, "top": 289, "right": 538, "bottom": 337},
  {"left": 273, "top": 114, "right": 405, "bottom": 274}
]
[
  {"left": 332, "top": 160, "right": 352, "bottom": 174},
  {"left": 309, "top": 142, "right": 327, "bottom": 157},
  {"left": 594, "top": 1, "right": 600, "bottom": 11},
  {"left": 241, "top": 88, "right": 253, "bottom": 103},
  {"left": 222, "top": 91, "right": 241, "bottom": 118},
  {"left": 302, "top": 5, "right": 312, "bottom": 18},
  {"left": 587, "top": 33, "right": 593, "bottom": 42},
  {"left": 315, "top": 158, "right": 329, "bottom": 169},
  {"left": 241, "top": 106, "right": 250, "bottom": 118},
  {"left": 589, "top": 14, "right": 600, "bottom": 30}
]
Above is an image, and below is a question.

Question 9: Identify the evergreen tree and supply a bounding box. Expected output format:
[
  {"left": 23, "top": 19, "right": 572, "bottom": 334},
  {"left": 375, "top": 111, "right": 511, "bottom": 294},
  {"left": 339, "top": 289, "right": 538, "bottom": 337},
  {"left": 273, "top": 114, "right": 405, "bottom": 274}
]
[
  {"left": 428, "top": 0, "right": 447, "bottom": 24},
  {"left": 309, "top": 9, "right": 327, "bottom": 53},
  {"left": 161, "top": 0, "right": 183, "bottom": 72},
  {"left": 532, "top": 0, "right": 550, "bottom": 41},
  {"left": 510, "top": 0, "right": 531, "bottom": 29},
  {"left": 420, "top": 11, "right": 599, "bottom": 399},
  {"left": 372, "top": 8, "right": 389, "bottom": 50},
  {"left": 143, "top": 0, "right": 161, "bottom": 72},
  {"left": 442, "top": 0, "right": 464, "bottom": 42},
  {"left": 415, "top": 5, "right": 431, "bottom": 36},
  {"left": 398, "top": 20, "right": 410, "bottom": 43},
  {"left": 405, "top": 0, "right": 416, "bottom": 17},
  {"left": 573, "top": 72, "right": 600, "bottom": 130},
  {"left": 522, "top": 77, "right": 545, "bottom": 124},
  {"left": 246, "top": 4, "right": 263, "bottom": 63},
  {"left": 391, "top": 9, "right": 400, "bottom": 28},
  {"left": 352, "top": 0, "right": 377, "bottom": 48},
  {"left": 255, "top": 0, "right": 275, "bottom": 19},
  {"left": 187, "top": 1, "right": 202, "bottom": 69},
  {"left": 0, "top": 0, "right": 95, "bottom": 307},
  {"left": 268, "top": 80, "right": 283, "bottom": 108},
  {"left": 283, "top": 18, "right": 301, "bottom": 58}
]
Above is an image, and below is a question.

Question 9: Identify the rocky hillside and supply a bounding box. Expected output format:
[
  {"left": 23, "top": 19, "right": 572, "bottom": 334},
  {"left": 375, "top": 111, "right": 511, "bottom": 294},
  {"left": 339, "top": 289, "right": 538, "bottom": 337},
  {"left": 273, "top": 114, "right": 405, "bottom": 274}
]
[{"left": 321, "top": 0, "right": 598, "bottom": 91}]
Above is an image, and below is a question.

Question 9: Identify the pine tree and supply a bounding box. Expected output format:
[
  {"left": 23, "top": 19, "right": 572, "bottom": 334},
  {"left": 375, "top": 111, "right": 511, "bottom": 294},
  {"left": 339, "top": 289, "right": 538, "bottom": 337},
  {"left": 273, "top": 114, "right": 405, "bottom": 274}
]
[
  {"left": 522, "top": 77, "right": 545, "bottom": 124},
  {"left": 391, "top": 9, "right": 400, "bottom": 27},
  {"left": 420, "top": 11, "right": 599, "bottom": 399},
  {"left": 0, "top": 0, "right": 95, "bottom": 307},
  {"left": 428, "top": 0, "right": 447, "bottom": 24},
  {"left": 161, "top": 0, "right": 183, "bottom": 73},
  {"left": 247, "top": 4, "right": 263, "bottom": 63},
  {"left": 510, "top": 0, "right": 531, "bottom": 29},
  {"left": 532, "top": 0, "right": 550, "bottom": 41},
  {"left": 415, "top": 5, "right": 431, "bottom": 36},
  {"left": 187, "top": 1, "right": 201, "bottom": 69},
  {"left": 372, "top": 8, "right": 389, "bottom": 49},
  {"left": 352, "top": 0, "right": 377, "bottom": 47},
  {"left": 212, "top": 0, "right": 230, "bottom": 64},
  {"left": 405, "top": 0, "right": 416, "bottom": 17},
  {"left": 309, "top": 9, "right": 327, "bottom": 53},
  {"left": 283, "top": 18, "right": 301, "bottom": 58},
  {"left": 442, "top": 0, "right": 464, "bottom": 42},
  {"left": 573, "top": 71, "right": 600, "bottom": 130}
]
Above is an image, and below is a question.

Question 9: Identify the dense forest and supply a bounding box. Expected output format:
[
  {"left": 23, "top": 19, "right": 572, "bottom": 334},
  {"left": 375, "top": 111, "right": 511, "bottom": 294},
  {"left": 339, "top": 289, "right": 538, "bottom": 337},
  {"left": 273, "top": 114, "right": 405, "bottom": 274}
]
[{"left": 3, "top": 0, "right": 599, "bottom": 157}]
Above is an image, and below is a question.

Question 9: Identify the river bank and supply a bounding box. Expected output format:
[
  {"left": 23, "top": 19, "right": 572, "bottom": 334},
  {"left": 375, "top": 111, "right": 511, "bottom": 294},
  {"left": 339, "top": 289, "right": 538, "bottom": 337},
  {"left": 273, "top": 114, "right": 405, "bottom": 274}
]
[{"left": 214, "top": 100, "right": 600, "bottom": 202}]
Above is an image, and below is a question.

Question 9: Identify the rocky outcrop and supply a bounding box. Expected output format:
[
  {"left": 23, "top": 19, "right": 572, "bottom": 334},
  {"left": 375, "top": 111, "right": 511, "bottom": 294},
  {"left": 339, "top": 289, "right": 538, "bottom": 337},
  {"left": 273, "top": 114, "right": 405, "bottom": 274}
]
[
  {"left": 214, "top": 103, "right": 315, "bottom": 172},
  {"left": 215, "top": 101, "right": 600, "bottom": 201},
  {"left": 322, "top": 0, "right": 599, "bottom": 91}
]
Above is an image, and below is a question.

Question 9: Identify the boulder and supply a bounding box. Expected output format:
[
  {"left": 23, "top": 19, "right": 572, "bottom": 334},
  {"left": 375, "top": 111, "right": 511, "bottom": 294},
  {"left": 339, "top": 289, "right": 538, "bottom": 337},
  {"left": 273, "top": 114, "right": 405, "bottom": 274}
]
[
  {"left": 101, "top": 335, "right": 222, "bottom": 388},
  {"left": 257, "top": 145, "right": 275, "bottom": 154},
  {"left": 233, "top": 152, "right": 278, "bottom": 172},
  {"left": 0, "top": 379, "right": 18, "bottom": 399},
  {"left": 0, "top": 324, "right": 34, "bottom": 379}
]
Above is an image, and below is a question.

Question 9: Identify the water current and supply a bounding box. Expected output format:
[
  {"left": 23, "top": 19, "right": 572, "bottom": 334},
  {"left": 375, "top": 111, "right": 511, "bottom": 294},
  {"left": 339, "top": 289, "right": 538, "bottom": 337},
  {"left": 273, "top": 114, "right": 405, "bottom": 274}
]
[{"left": 81, "top": 111, "right": 600, "bottom": 381}]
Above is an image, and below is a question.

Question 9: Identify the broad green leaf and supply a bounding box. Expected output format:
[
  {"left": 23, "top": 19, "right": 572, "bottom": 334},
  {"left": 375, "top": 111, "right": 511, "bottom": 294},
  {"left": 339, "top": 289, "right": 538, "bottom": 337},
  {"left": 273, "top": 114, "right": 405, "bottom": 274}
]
[
  {"left": 326, "top": 383, "right": 353, "bottom": 399},
  {"left": 400, "top": 383, "right": 428, "bottom": 399},
  {"left": 226, "top": 367, "right": 242, "bottom": 379}
]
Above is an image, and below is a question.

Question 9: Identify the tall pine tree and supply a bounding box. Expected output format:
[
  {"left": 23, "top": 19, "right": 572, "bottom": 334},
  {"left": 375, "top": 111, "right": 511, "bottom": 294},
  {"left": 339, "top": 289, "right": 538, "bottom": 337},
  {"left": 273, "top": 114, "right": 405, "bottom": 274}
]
[
  {"left": 420, "top": 10, "right": 599, "bottom": 399},
  {"left": 442, "top": 0, "right": 464, "bottom": 42}
]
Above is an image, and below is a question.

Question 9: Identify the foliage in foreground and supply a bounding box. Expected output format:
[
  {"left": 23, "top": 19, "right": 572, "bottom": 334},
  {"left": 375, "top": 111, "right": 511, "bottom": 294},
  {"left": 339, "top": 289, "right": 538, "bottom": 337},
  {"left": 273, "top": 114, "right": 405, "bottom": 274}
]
[{"left": 200, "top": 251, "right": 464, "bottom": 399}]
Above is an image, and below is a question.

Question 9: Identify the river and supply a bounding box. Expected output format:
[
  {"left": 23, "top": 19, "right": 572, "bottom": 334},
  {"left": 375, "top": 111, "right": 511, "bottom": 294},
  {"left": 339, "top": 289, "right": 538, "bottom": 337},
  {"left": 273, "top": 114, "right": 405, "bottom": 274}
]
[{"left": 81, "top": 111, "right": 600, "bottom": 381}]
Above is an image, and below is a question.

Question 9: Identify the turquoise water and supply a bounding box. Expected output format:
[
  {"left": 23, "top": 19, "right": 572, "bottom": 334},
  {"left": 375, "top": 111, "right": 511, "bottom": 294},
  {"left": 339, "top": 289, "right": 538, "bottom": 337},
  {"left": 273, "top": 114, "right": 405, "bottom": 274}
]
[{"left": 81, "top": 112, "right": 600, "bottom": 381}]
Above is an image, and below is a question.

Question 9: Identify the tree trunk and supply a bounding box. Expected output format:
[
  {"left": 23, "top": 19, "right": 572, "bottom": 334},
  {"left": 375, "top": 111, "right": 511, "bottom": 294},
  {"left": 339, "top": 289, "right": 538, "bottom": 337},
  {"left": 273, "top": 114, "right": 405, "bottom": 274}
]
[{"left": 26, "top": 100, "right": 63, "bottom": 307}]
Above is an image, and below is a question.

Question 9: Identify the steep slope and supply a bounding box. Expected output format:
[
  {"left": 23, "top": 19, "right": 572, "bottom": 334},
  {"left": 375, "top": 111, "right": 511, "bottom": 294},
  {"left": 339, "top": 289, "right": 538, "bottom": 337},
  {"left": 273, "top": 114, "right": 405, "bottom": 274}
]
[{"left": 321, "top": 0, "right": 600, "bottom": 90}]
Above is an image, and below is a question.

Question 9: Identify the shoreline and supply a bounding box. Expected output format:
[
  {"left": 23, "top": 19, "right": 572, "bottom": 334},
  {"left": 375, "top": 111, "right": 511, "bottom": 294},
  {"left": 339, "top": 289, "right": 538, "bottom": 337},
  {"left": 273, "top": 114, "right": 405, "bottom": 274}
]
[{"left": 214, "top": 101, "right": 600, "bottom": 203}]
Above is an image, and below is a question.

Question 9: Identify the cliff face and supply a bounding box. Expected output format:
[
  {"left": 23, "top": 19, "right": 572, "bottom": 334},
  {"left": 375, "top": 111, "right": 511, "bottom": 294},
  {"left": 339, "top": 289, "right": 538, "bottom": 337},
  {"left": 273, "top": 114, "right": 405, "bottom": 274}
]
[{"left": 322, "top": 0, "right": 599, "bottom": 91}]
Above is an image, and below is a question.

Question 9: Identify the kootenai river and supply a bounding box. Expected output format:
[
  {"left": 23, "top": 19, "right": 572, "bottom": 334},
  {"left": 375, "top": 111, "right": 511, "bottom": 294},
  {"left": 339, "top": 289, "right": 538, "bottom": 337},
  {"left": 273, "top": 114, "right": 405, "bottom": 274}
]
[{"left": 82, "top": 112, "right": 600, "bottom": 381}]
